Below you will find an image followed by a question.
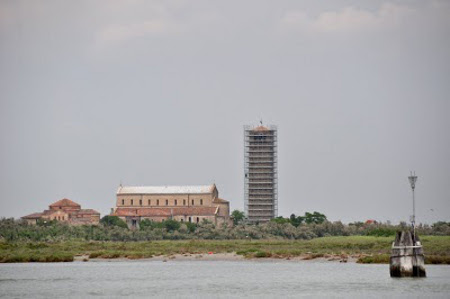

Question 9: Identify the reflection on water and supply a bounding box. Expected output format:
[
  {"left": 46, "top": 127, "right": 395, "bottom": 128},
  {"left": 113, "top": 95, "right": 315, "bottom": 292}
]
[{"left": 1, "top": 261, "right": 449, "bottom": 298}]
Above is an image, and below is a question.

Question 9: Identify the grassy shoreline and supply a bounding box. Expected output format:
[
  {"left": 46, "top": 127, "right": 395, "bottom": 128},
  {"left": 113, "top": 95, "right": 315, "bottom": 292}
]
[{"left": 1, "top": 236, "right": 449, "bottom": 264}]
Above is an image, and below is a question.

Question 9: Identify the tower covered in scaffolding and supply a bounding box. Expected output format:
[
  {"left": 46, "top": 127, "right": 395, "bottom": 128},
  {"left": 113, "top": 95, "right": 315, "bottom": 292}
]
[{"left": 244, "top": 123, "right": 278, "bottom": 223}]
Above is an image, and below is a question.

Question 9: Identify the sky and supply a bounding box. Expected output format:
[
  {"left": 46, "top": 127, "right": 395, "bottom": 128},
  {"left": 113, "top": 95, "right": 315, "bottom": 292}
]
[{"left": 1, "top": 0, "right": 449, "bottom": 224}]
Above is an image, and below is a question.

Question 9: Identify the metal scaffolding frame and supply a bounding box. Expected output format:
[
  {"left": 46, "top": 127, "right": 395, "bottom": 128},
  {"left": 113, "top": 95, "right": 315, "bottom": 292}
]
[{"left": 244, "top": 124, "right": 278, "bottom": 222}]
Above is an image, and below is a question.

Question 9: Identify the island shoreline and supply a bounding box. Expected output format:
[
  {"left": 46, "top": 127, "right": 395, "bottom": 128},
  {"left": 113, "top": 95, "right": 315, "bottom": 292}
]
[
  {"left": 74, "top": 252, "right": 360, "bottom": 263},
  {"left": 2, "top": 236, "right": 449, "bottom": 264}
]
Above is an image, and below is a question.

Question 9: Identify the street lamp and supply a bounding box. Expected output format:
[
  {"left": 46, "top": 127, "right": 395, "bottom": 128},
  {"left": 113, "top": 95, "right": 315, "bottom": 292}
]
[{"left": 408, "top": 171, "right": 418, "bottom": 239}]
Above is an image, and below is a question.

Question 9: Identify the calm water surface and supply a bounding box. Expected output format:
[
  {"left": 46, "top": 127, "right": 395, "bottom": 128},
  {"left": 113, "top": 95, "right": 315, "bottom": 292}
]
[{"left": 0, "top": 261, "right": 449, "bottom": 298}]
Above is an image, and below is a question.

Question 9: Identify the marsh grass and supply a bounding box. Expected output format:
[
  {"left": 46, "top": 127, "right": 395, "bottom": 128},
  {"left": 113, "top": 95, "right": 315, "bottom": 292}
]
[
  {"left": 357, "top": 254, "right": 390, "bottom": 264},
  {"left": 0, "top": 236, "right": 449, "bottom": 263},
  {"left": 425, "top": 255, "right": 450, "bottom": 264}
]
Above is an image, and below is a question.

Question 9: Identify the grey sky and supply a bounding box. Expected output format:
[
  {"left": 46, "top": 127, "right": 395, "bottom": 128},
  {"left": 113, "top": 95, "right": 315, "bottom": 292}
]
[{"left": 1, "top": 0, "right": 449, "bottom": 224}]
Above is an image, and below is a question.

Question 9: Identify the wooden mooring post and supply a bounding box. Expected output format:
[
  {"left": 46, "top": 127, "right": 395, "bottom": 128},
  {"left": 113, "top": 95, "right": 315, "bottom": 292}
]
[{"left": 390, "top": 230, "right": 426, "bottom": 277}]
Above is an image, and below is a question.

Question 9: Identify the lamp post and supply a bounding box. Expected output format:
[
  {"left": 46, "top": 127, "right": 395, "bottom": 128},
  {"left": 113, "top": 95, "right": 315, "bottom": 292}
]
[{"left": 408, "top": 171, "right": 418, "bottom": 240}]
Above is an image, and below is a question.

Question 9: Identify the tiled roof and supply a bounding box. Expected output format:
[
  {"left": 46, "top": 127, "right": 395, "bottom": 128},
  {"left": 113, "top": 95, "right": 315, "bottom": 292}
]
[
  {"left": 49, "top": 198, "right": 81, "bottom": 208},
  {"left": 21, "top": 212, "right": 44, "bottom": 219},
  {"left": 117, "top": 184, "right": 215, "bottom": 195},
  {"left": 113, "top": 207, "right": 218, "bottom": 217}
]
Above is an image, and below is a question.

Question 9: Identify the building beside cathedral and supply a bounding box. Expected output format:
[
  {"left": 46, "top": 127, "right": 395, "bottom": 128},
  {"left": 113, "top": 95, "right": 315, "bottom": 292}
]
[
  {"left": 244, "top": 123, "right": 278, "bottom": 223},
  {"left": 111, "top": 184, "right": 230, "bottom": 228},
  {"left": 21, "top": 198, "right": 100, "bottom": 225}
]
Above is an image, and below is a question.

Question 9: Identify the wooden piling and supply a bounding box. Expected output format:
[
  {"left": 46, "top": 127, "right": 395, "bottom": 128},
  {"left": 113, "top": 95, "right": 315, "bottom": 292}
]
[{"left": 390, "top": 230, "right": 426, "bottom": 277}]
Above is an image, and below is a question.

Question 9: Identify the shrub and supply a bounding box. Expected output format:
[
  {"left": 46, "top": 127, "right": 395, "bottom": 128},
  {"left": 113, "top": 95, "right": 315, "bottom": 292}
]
[
  {"left": 163, "top": 219, "right": 181, "bottom": 232},
  {"left": 100, "top": 216, "right": 128, "bottom": 229},
  {"left": 254, "top": 251, "right": 272, "bottom": 258},
  {"left": 231, "top": 210, "right": 245, "bottom": 225},
  {"left": 0, "top": 218, "right": 449, "bottom": 243},
  {"left": 366, "top": 228, "right": 396, "bottom": 237}
]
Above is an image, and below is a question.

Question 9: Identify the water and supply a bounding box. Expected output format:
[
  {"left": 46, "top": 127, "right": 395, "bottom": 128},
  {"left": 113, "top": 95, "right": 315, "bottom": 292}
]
[{"left": 1, "top": 261, "right": 449, "bottom": 298}]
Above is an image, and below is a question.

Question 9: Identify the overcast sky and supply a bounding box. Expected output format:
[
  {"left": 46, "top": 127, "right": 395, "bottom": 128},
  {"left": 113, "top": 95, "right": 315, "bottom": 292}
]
[{"left": 1, "top": 0, "right": 449, "bottom": 224}]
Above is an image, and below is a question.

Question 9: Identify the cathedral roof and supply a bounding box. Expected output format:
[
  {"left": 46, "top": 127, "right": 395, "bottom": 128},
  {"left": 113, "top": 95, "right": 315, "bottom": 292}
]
[{"left": 117, "top": 184, "right": 216, "bottom": 195}]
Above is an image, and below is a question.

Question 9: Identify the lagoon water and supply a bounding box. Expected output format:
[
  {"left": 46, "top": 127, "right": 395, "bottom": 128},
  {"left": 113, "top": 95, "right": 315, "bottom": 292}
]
[{"left": 1, "top": 261, "right": 449, "bottom": 298}]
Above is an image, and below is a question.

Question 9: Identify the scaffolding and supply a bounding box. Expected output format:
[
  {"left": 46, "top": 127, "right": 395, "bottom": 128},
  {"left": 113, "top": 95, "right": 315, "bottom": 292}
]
[{"left": 244, "top": 124, "right": 278, "bottom": 223}]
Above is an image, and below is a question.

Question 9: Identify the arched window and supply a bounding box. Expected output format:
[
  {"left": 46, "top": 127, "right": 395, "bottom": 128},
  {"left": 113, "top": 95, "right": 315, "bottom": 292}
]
[
  {"left": 196, "top": 217, "right": 200, "bottom": 223},
  {"left": 191, "top": 199, "right": 194, "bottom": 206},
  {"left": 131, "top": 199, "right": 134, "bottom": 206},
  {"left": 122, "top": 199, "right": 125, "bottom": 205},
  {"left": 165, "top": 199, "right": 168, "bottom": 206},
  {"left": 174, "top": 200, "right": 177, "bottom": 206},
  {"left": 183, "top": 199, "right": 186, "bottom": 206},
  {"left": 200, "top": 199, "right": 203, "bottom": 205},
  {"left": 189, "top": 217, "right": 192, "bottom": 223},
  {"left": 157, "top": 199, "right": 159, "bottom": 206},
  {"left": 139, "top": 199, "right": 142, "bottom": 206},
  {"left": 148, "top": 199, "right": 151, "bottom": 205}
]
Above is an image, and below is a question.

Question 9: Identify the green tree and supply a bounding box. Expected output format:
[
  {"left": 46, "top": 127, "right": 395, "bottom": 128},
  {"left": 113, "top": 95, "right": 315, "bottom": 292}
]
[
  {"left": 185, "top": 222, "right": 197, "bottom": 233},
  {"left": 431, "top": 221, "right": 450, "bottom": 235},
  {"left": 289, "top": 214, "right": 304, "bottom": 227},
  {"left": 139, "top": 219, "right": 158, "bottom": 229},
  {"left": 231, "top": 210, "right": 245, "bottom": 225},
  {"left": 304, "top": 211, "right": 327, "bottom": 224},
  {"left": 163, "top": 219, "right": 181, "bottom": 232},
  {"left": 271, "top": 216, "right": 290, "bottom": 224},
  {"left": 100, "top": 216, "right": 128, "bottom": 229}
]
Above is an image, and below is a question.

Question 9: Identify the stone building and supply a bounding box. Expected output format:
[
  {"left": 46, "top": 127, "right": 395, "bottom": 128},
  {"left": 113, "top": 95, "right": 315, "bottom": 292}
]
[
  {"left": 111, "top": 184, "right": 230, "bottom": 228},
  {"left": 21, "top": 198, "right": 100, "bottom": 225}
]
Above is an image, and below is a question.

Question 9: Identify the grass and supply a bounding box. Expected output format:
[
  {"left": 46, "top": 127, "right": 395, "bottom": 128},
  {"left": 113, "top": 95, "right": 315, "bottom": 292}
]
[
  {"left": 357, "top": 254, "right": 390, "bottom": 264},
  {"left": 0, "top": 236, "right": 449, "bottom": 264}
]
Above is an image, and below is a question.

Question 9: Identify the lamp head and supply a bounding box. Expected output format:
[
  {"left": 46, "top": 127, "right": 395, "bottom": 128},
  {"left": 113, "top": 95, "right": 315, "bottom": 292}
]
[{"left": 408, "top": 171, "right": 417, "bottom": 190}]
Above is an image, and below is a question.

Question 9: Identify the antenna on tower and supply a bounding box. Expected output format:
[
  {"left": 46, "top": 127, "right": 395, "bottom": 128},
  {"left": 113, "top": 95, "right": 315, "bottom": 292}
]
[{"left": 408, "top": 171, "right": 418, "bottom": 239}]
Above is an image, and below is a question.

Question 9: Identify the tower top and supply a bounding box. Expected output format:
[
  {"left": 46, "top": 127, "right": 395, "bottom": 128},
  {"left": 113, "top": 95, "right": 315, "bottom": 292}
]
[
  {"left": 244, "top": 123, "right": 277, "bottom": 132},
  {"left": 408, "top": 171, "right": 417, "bottom": 190},
  {"left": 254, "top": 125, "right": 270, "bottom": 131}
]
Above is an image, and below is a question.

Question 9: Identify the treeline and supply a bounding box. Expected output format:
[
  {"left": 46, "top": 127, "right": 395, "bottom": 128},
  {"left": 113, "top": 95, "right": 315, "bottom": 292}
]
[
  {"left": 271, "top": 212, "right": 328, "bottom": 226},
  {"left": 1, "top": 216, "right": 449, "bottom": 242}
]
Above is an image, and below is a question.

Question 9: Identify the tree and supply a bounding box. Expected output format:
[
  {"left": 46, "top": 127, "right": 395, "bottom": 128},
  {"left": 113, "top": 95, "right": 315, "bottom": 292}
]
[
  {"left": 100, "top": 216, "right": 128, "bottom": 228},
  {"left": 185, "top": 222, "right": 197, "bottom": 233},
  {"left": 139, "top": 219, "right": 156, "bottom": 229},
  {"left": 271, "top": 216, "right": 290, "bottom": 224},
  {"left": 289, "top": 214, "right": 304, "bottom": 227},
  {"left": 163, "top": 219, "right": 181, "bottom": 232},
  {"left": 304, "top": 211, "right": 327, "bottom": 224},
  {"left": 231, "top": 210, "right": 245, "bottom": 225}
]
